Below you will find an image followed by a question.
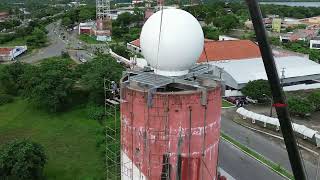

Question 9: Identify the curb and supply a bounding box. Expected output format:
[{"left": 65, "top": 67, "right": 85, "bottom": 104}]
[
  {"left": 222, "top": 106, "right": 236, "bottom": 109},
  {"left": 221, "top": 132, "right": 293, "bottom": 180}
]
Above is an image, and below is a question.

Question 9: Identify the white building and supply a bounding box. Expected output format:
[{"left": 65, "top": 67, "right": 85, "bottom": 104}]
[
  {"left": 310, "top": 37, "right": 320, "bottom": 49},
  {"left": 210, "top": 56, "right": 320, "bottom": 91},
  {"left": 127, "top": 39, "right": 141, "bottom": 54}
]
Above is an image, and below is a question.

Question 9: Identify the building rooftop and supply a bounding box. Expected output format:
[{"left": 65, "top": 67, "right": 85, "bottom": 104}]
[
  {"left": 312, "top": 36, "right": 320, "bottom": 40},
  {"left": 0, "top": 12, "right": 9, "bottom": 16},
  {"left": 0, "top": 47, "right": 13, "bottom": 55},
  {"left": 130, "top": 39, "right": 140, "bottom": 47},
  {"left": 211, "top": 56, "right": 320, "bottom": 88},
  {"left": 282, "top": 29, "right": 319, "bottom": 41},
  {"left": 129, "top": 39, "right": 262, "bottom": 62},
  {"left": 198, "top": 40, "right": 261, "bottom": 62}
]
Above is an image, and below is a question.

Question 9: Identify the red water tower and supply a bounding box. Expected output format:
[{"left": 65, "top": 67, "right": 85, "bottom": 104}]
[
  {"left": 120, "top": 70, "right": 222, "bottom": 180},
  {"left": 118, "top": 9, "right": 223, "bottom": 180}
]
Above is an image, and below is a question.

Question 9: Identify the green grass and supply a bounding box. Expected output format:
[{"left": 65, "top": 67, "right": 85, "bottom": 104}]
[
  {"left": 79, "top": 34, "right": 104, "bottom": 44},
  {"left": 1, "top": 37, "right": 28, "bottom": 46},
  {"left": 0, "top": 99, "right": 105, "bottom": 180},
  {"left": 221, "top": 132, "right": 294, "bottom": 180},
  {"left": 222, "top": 99, "right": 235, "bottom": 108}
]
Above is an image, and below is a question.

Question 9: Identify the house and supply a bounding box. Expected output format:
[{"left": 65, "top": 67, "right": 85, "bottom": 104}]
[
  {"left": 310, "top": 37, "right": 320, "bottom": 50},
  {"left": 280, "top": 29, "right": 319, "bottom": 43},
  {"left": 0, "top": 12, "right": 9, "bottom": 22},
  {"left": 0, "top": 46, "right": 27, "bottom": 61}
]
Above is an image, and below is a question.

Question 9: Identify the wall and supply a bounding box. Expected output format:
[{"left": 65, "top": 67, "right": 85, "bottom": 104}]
[{"left": 120, "top": 85, "right": 222, "bottom": 179}]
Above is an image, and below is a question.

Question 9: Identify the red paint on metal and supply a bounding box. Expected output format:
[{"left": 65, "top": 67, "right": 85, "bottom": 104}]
[
  {"left": 121, "top": 86, "right": 221, "bottom": 179},
  {"left": 181, "top": 156, "right": 201, "bottom": 180},
  {"left": 272, "top": 103, "right": 288, "bottom": 107}
]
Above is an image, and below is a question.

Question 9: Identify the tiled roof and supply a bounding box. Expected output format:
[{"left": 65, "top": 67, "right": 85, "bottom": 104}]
[
  {"left": 0, "top": 12, "right": 9, "bottom": 16},
  {"left": 129, "top": 39, "right": 261, "bottom": 62},
  {"left": 0, "top": 48, "right": 13, "bottom": 55},
  {"left": 130, "top": 39, "right": 140, "bottom": 47},
  {"left": 198, "top": 40, "right": 261, "bottom": 62}
]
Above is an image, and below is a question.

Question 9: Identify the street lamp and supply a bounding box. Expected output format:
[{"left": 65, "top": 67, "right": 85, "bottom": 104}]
[{"left": 263, "top": 94, "right": 273, "bottom": 117}]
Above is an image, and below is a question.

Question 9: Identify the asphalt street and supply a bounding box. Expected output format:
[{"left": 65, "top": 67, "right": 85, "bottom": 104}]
[
  {"left": 219, "top": 140, "right": 284, "bottom": 180},
  {"left": 221, "top": 114, "right": 319, "bottom": 180},
  {"left": 21, "top": 22, "right": 66, "bottom": 63}
]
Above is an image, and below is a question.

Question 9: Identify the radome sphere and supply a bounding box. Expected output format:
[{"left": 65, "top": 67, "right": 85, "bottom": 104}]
[{"left": 140, "top": 9, "right": 204, "bottom": 76}]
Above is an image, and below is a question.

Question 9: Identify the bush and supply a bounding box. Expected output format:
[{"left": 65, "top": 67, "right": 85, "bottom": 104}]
[
  {"left": 241, "top": 79, "right": 271, "bottom": 102},
  {"left": 0, "top": 139, "right": 47, "bottom": 180},
  {"left": 288, "top": 96, "right": 315, "bottom": 117},
  {"left": 87, "top": 104, "right": 105, "bottom": 121},
  {"left": 0, "top": 94, "right": 14, "bottom": 106},
  {"left": 307, "top": 91, "right": 320, "bottom": 111},
  {"left": 95, "top": 135, "right": 105, "bottom": 148}
]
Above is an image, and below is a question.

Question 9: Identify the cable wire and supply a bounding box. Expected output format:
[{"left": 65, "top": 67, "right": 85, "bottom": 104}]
[{"left": 155, "top": 5, "right": 164, "bottom": 79}]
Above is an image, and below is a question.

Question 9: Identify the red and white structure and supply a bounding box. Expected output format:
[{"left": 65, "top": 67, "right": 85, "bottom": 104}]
[
  {"left": 0, "top": 46, "right": 27, "bottom": 61},
  {"left": 117, "top": 9, "right": 223, "bottom": 180}
]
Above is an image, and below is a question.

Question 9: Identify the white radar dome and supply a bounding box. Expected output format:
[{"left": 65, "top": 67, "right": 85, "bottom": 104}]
[{"left": 140, "top": 9, "right": 204, "bottom": 76}]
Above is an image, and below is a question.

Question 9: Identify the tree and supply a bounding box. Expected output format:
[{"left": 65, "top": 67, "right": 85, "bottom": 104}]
[
  {"left": 0, "top": 139, "right": 47, "bottom": 180},
  {"left": 26, "top": 27, "right": 47, "bottom": 48},
  {"left": 241, "top": 79, "right": 271, "bottom": 102},
  {"left": 79, "top": 6, "right": 95, "bottom": 22},
  {"left": 202, "top": 27, "right": 222, "bottom": 40},
  {"left": 212, "top": 14, "right": 239, "bottom": 32},
  {"left": 288, "top": 96, "right": 315, "bottom": 116},
  {"left": 110, "top": 43, "right": 131, "bottom": 59},
  {"left": 81, "top": 55, "right": 124, "bottom": 104},
  {"left": 0, "top": 62, "right": 31, "bottom": 95},
  {"left": 25, "top": 58, "right": 74, "bottom": 112},
  {"left": 61, "top": 16, "right": 73, "bottom": 28},
  {"left": 307, "top": 91, "right": 320, "bottom": 111}
]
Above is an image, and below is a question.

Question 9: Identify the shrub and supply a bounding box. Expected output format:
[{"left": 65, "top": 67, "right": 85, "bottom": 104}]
[
  {"left": 241, "top": 79, "right": 271, "bottom": 102},
  {"left": 95, "top": 135, "right": 105, "bottom": 148},
  {"left": 0, "top": 94, "right": 14, "bottom": 106},
  {"left": 307, "top": 91, "right": 320, "bottom": 111},
  {"left": 0, "top": 139, "right": 47, "bottom": 180},
  {"left": 87, "top": 104, "right": 105, "bottom": 121},
  {"left": 287, "top": 96, "right": 315, "bottom": 116}
]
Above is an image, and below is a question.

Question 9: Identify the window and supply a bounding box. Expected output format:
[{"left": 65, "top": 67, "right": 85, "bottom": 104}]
[{"left": 312, "top": 43, "right": 320, "bottom": 48}]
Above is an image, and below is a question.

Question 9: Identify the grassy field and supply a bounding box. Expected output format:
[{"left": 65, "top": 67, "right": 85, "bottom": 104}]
[
  {"left": 1, "top": 37, "right": 28, "bottom": 46},
  {"left": 79, "top": 34, "right": 104, "bottom": 44},
  {"left": 222, "top": 99, "right": 235, "bottom": 108},
  {"left": 0, "top": 99, "right": 105, "bottom": 180}
]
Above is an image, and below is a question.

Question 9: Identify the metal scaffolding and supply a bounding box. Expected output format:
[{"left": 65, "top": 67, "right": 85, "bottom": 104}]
[{"left": 104, "top": 78, "right": 121, "bottom": 180}]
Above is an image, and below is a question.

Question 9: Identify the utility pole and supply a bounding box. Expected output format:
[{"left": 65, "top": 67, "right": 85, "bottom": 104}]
[{"left": 245, "top": 0, "right": 307, "bottom": 179}]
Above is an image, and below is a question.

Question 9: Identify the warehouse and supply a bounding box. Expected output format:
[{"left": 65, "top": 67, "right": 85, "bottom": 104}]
[{"left": 209, "top": 55, "right": 320, "bottom": 90}]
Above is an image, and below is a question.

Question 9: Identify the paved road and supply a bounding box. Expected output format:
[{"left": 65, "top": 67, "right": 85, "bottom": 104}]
[
  {"left": 20, "top": 22, "right": 66, "bottom": 63},
  {"left": 221, "top": 114, "right": 319, "bottom": 180},
  {"left": 20, "top": 21, "right": 98, "bottom": 64},
  {"left": 219, "top": 140, "right": 284, "bottom": 180}
]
